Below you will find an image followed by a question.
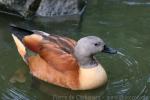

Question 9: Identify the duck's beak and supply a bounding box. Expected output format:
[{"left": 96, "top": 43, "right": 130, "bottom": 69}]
[{"left": 102, "top": 45, "right": 117, "bottom": 54}]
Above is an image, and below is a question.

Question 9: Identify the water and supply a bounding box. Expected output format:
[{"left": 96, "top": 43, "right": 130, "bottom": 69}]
[{"left": 0, "top": 0, "right": 150, "bottom": 99}]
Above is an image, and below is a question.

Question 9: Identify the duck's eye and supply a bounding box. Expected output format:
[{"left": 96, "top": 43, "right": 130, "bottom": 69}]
[{"left": 94, "top": 42, "right": 101, "bottom": 46}]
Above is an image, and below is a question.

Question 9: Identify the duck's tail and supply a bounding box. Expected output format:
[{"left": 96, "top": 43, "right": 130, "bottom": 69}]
[
  {"left": 10, "top": 24, "right": 33, "bottom": 40},
  {"left": 10, "top": 24, "right": 33, "bottom": 64}
]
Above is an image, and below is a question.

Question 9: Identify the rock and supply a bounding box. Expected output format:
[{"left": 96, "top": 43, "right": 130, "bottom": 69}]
[
  {"left": 0, "top": 0, "right": 35, "bottom": 17},
  {"left": 36, "top": 0, "right": 79, "bottom": 17},
  {"left": 0, "top": 0, "right": 87, "bottom": 19}
]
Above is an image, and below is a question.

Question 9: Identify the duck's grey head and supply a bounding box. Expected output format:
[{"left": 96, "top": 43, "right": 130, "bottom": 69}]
[
  {"left": 75, "top": 36, "right": 105, "bottom": 56},
  {"left": 74, "top": 36, "right": 117, "bottom": 66}
]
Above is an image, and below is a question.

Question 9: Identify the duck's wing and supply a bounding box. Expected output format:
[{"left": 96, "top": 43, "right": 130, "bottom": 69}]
[
  {"left": 23, "top": 31, "right": 79, "bottom": 72},
  {"left": 11, "top": 26, "right": 80, "bottom": 88}
]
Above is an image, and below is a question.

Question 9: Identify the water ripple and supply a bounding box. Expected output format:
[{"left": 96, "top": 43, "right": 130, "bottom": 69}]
[
  {"left": 117, "top": 50, "right": 139, "bottom": 74},
  {"left": 1, "top": 87, "right": 33, "bottom": 100},
  {"left": 107, "top": 79, "right": 130, "bottom": 95}
]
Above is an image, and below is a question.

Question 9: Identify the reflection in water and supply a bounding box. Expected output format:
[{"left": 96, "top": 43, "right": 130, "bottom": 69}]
[
  {"left": 123, "top": 1, "right": 150, "bottom": 6},
  {"left": 9, "top": 68, "right": 26, "bottom": 84}
]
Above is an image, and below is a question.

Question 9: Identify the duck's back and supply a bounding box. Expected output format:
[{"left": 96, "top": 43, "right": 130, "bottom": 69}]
[{"left": 12, "top": 27, "right": 80, "bottom": 89}]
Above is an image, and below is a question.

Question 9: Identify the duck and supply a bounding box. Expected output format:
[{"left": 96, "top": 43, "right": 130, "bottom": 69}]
[{"left": 10, "top": 24, "right": 117, "bottom": 90}]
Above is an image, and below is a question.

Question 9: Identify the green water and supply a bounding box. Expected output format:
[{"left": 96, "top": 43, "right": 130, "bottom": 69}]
[{"left": 0, "top": 0, "right": 150, "bottom": 99}]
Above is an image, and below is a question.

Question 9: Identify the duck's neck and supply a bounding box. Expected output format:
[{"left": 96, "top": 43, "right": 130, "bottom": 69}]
[{"left": 74, "top": 53, "right": 98, "bottom": 68}]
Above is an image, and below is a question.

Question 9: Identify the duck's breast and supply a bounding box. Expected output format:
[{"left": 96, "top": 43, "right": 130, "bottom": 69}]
[{"left": 79, "top": 64, "right": 107, "bottom": 90}]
